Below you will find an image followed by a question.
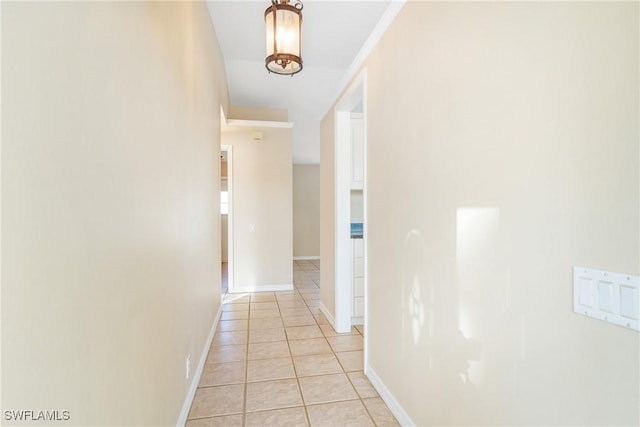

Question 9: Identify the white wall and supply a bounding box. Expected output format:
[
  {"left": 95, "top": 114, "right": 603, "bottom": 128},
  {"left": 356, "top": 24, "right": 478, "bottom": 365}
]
[
  {"left": 1, "top": 2, "right": 228, "bottom": 425},
  {"left": 222, "top": 126, "right": 293, "bottom": 292},
  {"left": 322, "top": 2, "right": 639, "bottom": 425},
  {"left": 293, "top": 164, "right": 320, "bottom": 258}
]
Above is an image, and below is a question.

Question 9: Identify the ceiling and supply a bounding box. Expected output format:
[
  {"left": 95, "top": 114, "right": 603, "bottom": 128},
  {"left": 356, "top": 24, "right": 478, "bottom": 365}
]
[{"left": 206, "top": 1, "right": 396, "bottom": 164}]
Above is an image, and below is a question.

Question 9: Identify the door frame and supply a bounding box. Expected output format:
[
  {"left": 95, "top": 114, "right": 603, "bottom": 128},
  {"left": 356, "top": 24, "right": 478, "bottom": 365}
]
[{"left": 334, "top": 69, "right": 367, "bottom": 340}]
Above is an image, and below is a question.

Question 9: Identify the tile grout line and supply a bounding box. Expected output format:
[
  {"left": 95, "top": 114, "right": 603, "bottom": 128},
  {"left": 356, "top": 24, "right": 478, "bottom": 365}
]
[
  {"left": 280, "top": 287, "right": 313, "bottom": 427},
  {"left": 241, "top": 294, "right": 250, "bottom": 427},
  {"left": 301, "top": 262, "right": 378, "bottom": 426},
  {"left": 194, "top": 262, "right": 395, "bottom": 425}
]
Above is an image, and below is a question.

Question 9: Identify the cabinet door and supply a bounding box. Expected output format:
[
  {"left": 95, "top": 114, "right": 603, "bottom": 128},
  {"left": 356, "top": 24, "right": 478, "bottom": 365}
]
[
  {"left": 351, "top": 117, "right": 364, "bottom": 188},
  {"left": 354, "top": 297, "right": 364, "bottom": 317},
  {"left": 354, "top": 238, "right": 364, "bottom": 258},
  {"left": 354, "top": 277, "right": 364, "bottom": 297},
  {"left": 354, "top": 257, "right": 364, "bottom": 278}
]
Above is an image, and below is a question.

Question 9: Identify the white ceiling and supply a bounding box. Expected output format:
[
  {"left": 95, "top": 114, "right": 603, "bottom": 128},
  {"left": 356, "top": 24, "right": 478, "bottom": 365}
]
[{"left": 206, "top": 1, "right": 395, "bottom": 164}]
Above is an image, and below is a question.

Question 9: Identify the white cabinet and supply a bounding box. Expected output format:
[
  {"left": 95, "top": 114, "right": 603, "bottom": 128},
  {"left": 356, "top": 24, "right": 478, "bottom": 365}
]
[
  {"left": 352, "top": 238, "right": 364, "bottom": 323},
  {"left": 350, "top": 116, "right": 364, "bottom": 189}
]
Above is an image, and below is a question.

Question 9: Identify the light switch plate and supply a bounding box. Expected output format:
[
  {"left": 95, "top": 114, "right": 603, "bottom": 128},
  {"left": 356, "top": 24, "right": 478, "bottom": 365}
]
[{"left": 574, "top": 266, "right": 639, "bottom": 331}]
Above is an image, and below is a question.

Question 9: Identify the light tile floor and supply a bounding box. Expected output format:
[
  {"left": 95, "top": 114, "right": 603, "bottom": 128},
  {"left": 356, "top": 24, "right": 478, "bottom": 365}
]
[{"left": 186, "top": 260, "right": 400, "bottom": 427}]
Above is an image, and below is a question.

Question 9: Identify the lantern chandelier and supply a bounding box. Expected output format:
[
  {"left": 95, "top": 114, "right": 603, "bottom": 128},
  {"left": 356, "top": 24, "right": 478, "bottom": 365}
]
[{"left": 264, "top": 0, "right": 303, "bottom": 76}]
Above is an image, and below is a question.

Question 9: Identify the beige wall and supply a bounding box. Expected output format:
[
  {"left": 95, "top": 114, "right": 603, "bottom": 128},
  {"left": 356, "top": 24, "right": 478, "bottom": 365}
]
[
  {"left": 293, "top": 165, "right": 320, "bottom": 258},
  {"left": 228, "top": 106, "right": 288, "bottom": 122},
  {"left": 221, "top": 215, "right": 228, "bottom": 262},
  {"left": 322, "top": 2, "right": 639, "bottom": 425},
  {"left": 320, "top": 113, "right": 336, "bottom": 317},
  {"left": 2, "top": 2, "right": 228, "bottom": 425},
  {"left": 222, "top": 126, "right": 293, "bottom": 291}
]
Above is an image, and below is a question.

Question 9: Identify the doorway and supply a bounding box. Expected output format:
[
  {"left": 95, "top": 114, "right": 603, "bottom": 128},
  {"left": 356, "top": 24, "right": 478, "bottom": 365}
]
[
  {"left": 220, "top": 145, "right": 233, "bottom": 297},
  {"left": 334, "top": 70, "right": 368, "bottom": 357}
]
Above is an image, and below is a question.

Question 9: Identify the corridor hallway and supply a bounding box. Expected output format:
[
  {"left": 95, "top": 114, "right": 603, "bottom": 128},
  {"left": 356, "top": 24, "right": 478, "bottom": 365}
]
[{"left": 186, "top": 260, "right": 399, "bottom": 426}]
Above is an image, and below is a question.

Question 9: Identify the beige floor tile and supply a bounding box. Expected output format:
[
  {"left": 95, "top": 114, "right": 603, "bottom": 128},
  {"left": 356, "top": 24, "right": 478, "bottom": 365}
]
[
  {"left": 288, "top": 338, "right": 332, "bottom": 357},
  {"left": 362, "top": 397, "right": 400, "bottom": 426},
  {"left": 347, "top": 372, "right": 378, "bottom": 399},
  {"left": 218, "top": 320, "right": 248, "bottom": 332},
  {"left": 249, "top": 328, "right": 286, "bottom": 343},
  {"left": 326, "top": 335, "right": 363, "bottom": 352},
  {"left": 220, "top": 311, "right": 249, "bottom": 321},
  {"left": 306, "top": 400, "right": 374, "bottom": 427},
  {"left": 293, "top": 280, "right": 316, "bottom": 288},
  {"left": 249, "top": 317, "right": 284, "bottom": 330},
  {"left": 296, "top": 288, "right": 319, "bottom": 295},
  {"left": 354, "top": 325, "right": 364, "bottom": 335},
  {"left": 278, "top": 300, "right": 308, "bottom": 309},
  {"left": 276, "top": 293, "right": 304, "bottom": 301},
  {"left": 313, "top": 314, "right": 329, "bottom": 325},
  {"left": 285, "top": 325, "right": 324, "bottom": 340},
  {"left": 248, "top": 341, "right": 290, "bottom": 360},
  {"left": 247, "top": 357, "right": 295, "bottom": 382},
  {"left": 245, "top": 407, "right": 308, "bottom": 427},
  {"left": 185, "top": 414, "right": 243, "bottom": 427},
  {"left": 251, "top": 302, "right": 279, "bottom": 310},
  {"left": 335, "top": 351, "right": 363, "bottom": 372},
  {"left": 293, "top": 354, "right": 343, "bottom": 377},
  {"left": 280, "top": 308, "right": 312, "bottom": 317},
  {"left": 212, "top": 331, "right": 248, "bottom": 346},
  {"left": 246, "top": 379, "right": 303, "bottom": 412},
  {"left": 319, "top": 324, "right": 358, "bottom": 337},
  {"left": 283, "top": 315, "right": 316, "bottom": 327},
  {"left": 188, "top": 384, "right": 244, "bottom": 419},
  {"left": 206, "top": 344, "right": 247, "bottom": 364},
  {"left": 199, "top": 361, "right": 245, "bottom": 387},
  {"left": 251, "top": 293, "right": 276, "bottom": 302},
  {"left": 188, "top": 263, "right": 384, "bottom": 425},
  {"left": 250, "top": 308, "right": 281, "bottom": 319},
  {"left": 222, "top": 303, "right": 249, "bottom": 312},
  {"left": 298, "top": 373, "right": 358, "bottom": 405},
  {"left": 308, "top": 307, "right": 321, "bottom": 315},
  {"left": 224, "top": 295, "right": 250, "bottom": 304}
]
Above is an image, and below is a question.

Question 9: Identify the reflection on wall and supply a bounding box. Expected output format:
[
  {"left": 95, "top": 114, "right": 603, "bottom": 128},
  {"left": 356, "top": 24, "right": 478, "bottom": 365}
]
[{"left": 456, "top": 207, "right": 501, "bottom": 387}]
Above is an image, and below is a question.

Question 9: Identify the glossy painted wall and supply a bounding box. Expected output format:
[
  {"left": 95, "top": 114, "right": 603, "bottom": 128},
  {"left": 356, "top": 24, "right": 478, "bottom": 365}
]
[
  {"left": 322, "top": 2, "right": 639, "bottom": 425},
  {"left": 2, "top": 2, "right": 228, "bottom": 425}
]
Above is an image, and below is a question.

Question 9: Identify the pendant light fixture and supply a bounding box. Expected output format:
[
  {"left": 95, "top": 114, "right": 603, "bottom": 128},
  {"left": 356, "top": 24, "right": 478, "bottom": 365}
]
[{"left": 264, "top": 0, "right": 303, "bottom": 76}]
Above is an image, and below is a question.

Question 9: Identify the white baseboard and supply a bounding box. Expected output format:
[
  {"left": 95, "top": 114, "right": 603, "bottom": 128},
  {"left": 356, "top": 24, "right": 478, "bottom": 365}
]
[
  {"left": 231, "top": 284, "right": 294, "bottom": 293},
  {"left": 351, "top": 316, "right": 364, "bottom": 325},
  {"left": 319, "top": 302, "right": 336, "bottom": 328},
  {"left": 365, "top": 365, "right": 416, "bottom": 427},
  {"left": 175, "top": 304, "right": 222, "bottom": 427},
  {"left": 293, "top": 256, "right": 320, "bottom": 261}
]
